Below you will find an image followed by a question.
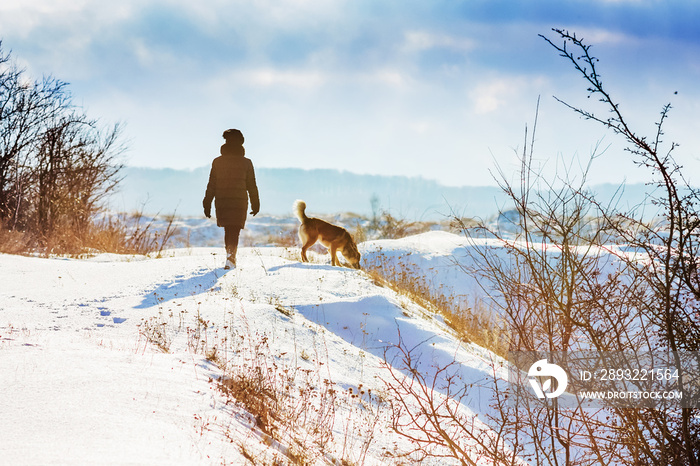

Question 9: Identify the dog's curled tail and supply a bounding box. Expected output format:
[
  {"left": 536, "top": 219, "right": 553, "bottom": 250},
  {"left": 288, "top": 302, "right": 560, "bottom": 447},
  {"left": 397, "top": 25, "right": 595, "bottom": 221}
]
[{"left": 293, "top": 199, "right": 307, "bottom": 223}]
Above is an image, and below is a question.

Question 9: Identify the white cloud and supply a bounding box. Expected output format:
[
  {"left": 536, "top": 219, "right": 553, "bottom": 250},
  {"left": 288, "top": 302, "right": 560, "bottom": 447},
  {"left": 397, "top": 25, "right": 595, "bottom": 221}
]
[
  {"left": 470, "top": 77, "right": 530, "bottom": 115},
  {"left": 402, "top": 31, "right": 476, "bottom": 53},
  {"left": 160, "top": 0, "right": 348, "bottom": 33},
  {"left": 0, "top": 0, "right": 88, "bottom": 14},
  {"left": 207, "top": 64, "right": 413, "bottom": 94},
  {"left": 408, "top": 121, "right": 430, "bottom": 134},
  {"left": 559, "top": 26, "right": 639, "bottom": 47},
  {"left": 359, "top": 69, "right": 410, "bottom": 88},
  {"left": 209, "top": 68, "right": 328, "bottom": 91},
  {"left": 248, "top": 69, "right": 327, "bottom": 89},
  {"left": 0, "top": 0, "right": 137, "bottom": 35}
]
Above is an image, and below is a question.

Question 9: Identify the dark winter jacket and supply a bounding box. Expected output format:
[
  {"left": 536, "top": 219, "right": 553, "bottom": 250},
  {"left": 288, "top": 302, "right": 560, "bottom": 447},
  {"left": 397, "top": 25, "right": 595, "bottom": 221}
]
[{"left": 203, "top": 143, "right": 260, "bottom": 228}]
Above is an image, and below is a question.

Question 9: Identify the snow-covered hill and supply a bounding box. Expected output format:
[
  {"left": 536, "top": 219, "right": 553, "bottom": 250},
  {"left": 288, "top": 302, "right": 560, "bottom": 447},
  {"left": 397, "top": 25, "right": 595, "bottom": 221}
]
[{"left": 0, "top": 233, "right": 518, "bottom": 465}]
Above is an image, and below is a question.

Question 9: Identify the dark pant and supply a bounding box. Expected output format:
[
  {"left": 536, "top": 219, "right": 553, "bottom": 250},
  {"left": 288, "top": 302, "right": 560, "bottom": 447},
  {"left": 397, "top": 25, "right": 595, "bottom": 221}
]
[{"left": 224, "top": 226, "right": 241, "bottom": 258}]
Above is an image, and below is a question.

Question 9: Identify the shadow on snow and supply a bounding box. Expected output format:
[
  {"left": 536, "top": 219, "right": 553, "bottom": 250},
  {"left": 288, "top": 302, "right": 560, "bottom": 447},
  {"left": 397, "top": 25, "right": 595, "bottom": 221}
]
[
  {"left": 294, "top": 294, "right": 491, "bottom": 411},
  {"left": 135, "top": 267, "right": 228, "bottom": 309}
]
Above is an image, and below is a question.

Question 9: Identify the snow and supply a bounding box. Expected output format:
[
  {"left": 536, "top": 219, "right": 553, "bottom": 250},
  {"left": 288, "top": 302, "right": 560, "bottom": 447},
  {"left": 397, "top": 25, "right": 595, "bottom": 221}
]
[
  {"left": 1, "top": 336, "right": 223, "bottom": 465},
  {"left": 1, "top": 231, "right": 517, "bottom": 465},
  {"left": 362, "top": 230, "right": 486, "bottom": 304}
]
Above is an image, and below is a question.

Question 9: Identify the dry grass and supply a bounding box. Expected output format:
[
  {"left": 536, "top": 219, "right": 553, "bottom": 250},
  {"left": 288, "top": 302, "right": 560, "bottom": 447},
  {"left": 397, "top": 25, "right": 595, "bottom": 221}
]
[
  {"left": 164, "top": 296, "right": 390, "bottom": 466},
  {"left": 88, "top": 212, "right": 177, "bottom": 256},
  {"left": 0, "top": 221, "right": 35, "bottom": 254},
  {"left": 0, "top": 211, "right": 176, "bottom": 257},
  {"left": 276, "top": 213, "right": 509, "bottom": 356},
  {"left": 364, "top": 253, "right": 509, "bottom": 357},
  {"left": 137, "top": 312, "right": 173, "bottom": 353},
  {"left": 216, "top": 330, "right": 339, "bottom": 464}
]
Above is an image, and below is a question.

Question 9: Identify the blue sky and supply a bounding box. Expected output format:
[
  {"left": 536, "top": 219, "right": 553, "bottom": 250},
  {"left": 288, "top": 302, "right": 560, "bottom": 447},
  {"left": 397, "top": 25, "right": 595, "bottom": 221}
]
[{"left": 1, "top": 0, "right": 699, "bottom": 187}]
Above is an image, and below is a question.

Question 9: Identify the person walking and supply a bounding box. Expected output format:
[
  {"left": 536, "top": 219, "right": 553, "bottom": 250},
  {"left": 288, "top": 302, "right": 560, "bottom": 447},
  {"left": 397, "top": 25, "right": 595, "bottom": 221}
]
[{"left": 203, "top": 128, "right": 260, "bottom": 269}]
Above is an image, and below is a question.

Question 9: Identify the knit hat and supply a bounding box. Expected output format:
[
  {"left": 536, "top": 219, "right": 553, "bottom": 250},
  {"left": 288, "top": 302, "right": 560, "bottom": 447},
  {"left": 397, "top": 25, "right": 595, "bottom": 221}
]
[{"left": 222, "top": 129, "right": 244, "bottom": 145}]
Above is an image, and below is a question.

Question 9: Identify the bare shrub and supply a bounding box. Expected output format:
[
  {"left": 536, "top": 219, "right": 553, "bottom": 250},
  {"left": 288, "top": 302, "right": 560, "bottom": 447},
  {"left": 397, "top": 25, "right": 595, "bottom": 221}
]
[
  {"left": 381, "top": 332, "right": 521, "bottom": 465},
  {"left": 378, "top": 29, "right": 700, "bottom": 465},
  {"left": 0, "top": 41, "right": 131, "bottom": 255},
  {"left": 537, "top": 28, "right": 700, "bottom": 463},
  {"left": 443, "top": 30, "right": 700, "bottom": 464}
]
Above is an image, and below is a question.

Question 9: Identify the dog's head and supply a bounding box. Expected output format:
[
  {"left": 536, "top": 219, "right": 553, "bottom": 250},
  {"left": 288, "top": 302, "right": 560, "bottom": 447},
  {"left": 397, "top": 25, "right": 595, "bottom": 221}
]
[{"left": 343, "top": 242, "right": 362, "bottom": 269}]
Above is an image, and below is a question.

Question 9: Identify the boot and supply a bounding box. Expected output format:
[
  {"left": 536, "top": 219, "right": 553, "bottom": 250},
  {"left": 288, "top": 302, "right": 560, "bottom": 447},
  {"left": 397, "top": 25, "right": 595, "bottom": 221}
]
[
  {"left": 224, "top": 245, "right": 237, "bottom": 270},
  {"left": 224, "top": 256, "right": 236, "bottom": 270}
]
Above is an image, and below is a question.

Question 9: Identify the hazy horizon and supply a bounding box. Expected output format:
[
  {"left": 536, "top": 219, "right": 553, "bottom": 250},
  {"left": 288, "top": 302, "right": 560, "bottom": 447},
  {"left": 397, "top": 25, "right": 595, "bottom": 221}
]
[{"left": 110, "top": 165, "right": 657, "bottom": 220}]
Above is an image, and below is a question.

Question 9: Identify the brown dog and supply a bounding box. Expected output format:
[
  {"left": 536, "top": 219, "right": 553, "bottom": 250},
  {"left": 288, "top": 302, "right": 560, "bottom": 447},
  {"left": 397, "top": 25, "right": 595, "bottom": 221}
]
[{"left": 294, "top": 200, "right": 361, "bottom": 269}]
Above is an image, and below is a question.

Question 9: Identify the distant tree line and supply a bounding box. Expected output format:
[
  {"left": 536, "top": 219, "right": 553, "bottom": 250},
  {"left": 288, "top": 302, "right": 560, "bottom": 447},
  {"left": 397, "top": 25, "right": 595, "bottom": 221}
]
[{"left": 0, "top": 41, "right": 125, "bottom": 252}]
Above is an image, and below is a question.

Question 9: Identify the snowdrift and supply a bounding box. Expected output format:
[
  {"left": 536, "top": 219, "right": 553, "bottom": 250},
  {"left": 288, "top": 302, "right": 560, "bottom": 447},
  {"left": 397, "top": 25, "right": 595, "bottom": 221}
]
[{"left": 1, "top": 232, "right": 521, "bottom": 464}]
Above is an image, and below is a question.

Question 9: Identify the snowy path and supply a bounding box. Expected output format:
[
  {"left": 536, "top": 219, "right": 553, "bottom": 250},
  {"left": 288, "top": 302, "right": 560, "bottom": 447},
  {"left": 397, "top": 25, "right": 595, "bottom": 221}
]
[
  {"left": 1, "top": 239, "right": 511, "bottom": 465},
  {"left": 1, "top": 250, "right": 239, "bottom": 464}
]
